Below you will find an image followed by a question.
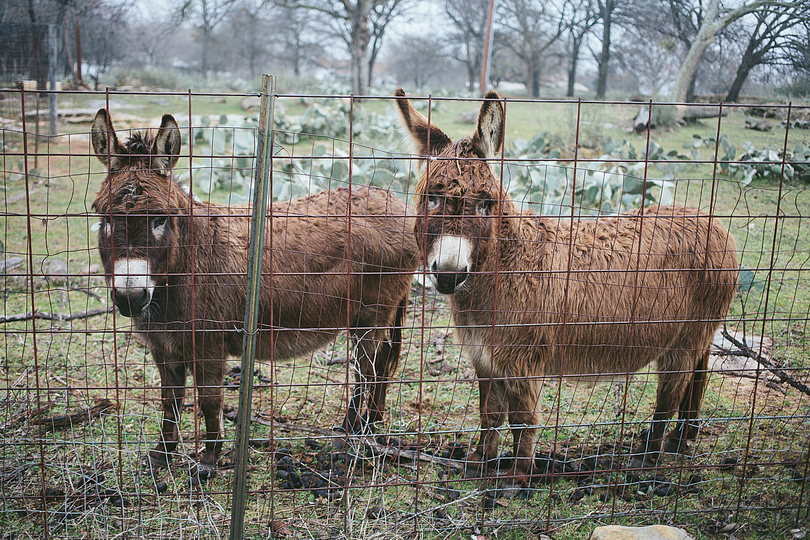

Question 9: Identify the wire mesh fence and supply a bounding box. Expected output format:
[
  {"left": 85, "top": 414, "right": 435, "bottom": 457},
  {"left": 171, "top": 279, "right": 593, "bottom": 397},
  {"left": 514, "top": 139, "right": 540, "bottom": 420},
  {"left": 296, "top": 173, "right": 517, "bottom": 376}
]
[{"left": 1, "top": 85, "right": 809, "bottom": 539}]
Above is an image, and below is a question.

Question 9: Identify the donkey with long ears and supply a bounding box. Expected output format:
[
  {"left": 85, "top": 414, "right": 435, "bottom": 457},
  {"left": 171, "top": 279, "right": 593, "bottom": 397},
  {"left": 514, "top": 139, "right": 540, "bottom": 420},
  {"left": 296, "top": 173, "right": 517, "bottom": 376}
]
[
  {"left": 90, "top": 110, "right": 420, "bottom": 476},
  {"left": 395, "top": 88, "right": 739, "bottom": 495}
]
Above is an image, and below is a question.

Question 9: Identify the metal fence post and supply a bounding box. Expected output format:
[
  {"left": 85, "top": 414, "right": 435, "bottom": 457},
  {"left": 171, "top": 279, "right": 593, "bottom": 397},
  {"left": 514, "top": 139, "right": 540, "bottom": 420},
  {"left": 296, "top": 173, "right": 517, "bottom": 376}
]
[{"left": 229, "top": 74, "right": 276, "bottom": 540}]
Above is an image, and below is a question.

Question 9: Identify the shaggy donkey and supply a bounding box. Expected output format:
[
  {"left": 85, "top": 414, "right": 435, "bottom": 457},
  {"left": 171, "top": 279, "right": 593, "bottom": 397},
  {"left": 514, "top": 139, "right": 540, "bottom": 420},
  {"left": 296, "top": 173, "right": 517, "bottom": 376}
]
[
  {"left": 395, "top": 89, "right": 738, "bottom": 494},
  {"left": 91, "top": 110, "right": 419, "bottom": 475}
]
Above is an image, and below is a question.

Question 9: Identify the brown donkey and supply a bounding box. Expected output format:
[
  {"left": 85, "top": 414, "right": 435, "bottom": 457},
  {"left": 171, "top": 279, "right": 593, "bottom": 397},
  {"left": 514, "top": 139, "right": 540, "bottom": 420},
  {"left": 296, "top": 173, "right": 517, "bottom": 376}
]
[
  {"left": 91, "top": 110, "right": 419, "bottom": 476},
  {"left": 395, "top": 89, "right": 739, "bottom": 495}
]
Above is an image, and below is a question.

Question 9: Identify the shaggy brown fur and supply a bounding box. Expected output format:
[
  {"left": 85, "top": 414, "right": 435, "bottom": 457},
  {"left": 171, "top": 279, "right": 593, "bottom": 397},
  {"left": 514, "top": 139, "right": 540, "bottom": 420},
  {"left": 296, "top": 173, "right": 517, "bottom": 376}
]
[
  {"left": 91, "top": 110, "right": 419, "bottom": 473},
  {"left": 395, "top": 88, "right": 739, "bottom": 494}
]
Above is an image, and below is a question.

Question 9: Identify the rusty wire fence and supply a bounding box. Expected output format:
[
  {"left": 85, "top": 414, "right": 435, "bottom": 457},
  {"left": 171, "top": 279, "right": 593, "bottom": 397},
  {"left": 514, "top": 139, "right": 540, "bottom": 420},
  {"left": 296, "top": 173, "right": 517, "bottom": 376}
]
[{"left": 1, "top": 84, "right": 810, "bottom": 539}]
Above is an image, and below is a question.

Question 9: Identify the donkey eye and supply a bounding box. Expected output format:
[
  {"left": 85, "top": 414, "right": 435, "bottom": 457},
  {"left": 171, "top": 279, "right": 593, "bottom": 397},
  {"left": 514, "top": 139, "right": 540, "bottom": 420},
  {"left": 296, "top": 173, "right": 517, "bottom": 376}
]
[
  {"left": 476, "top": 201, "right": 491, "bottom": 216},
  {"left": 426, "top": 195, "right": 439, "bottom": 211},
  {"left": 151, "top": 216, "right": 168, "bottom": 232}
]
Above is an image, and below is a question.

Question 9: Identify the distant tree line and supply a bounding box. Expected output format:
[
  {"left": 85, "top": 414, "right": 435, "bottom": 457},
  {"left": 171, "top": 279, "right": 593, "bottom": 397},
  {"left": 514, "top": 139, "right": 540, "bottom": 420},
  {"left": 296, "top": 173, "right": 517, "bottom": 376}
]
[{"left": 2, "top": 0, "right": 809, "bottom": 101}]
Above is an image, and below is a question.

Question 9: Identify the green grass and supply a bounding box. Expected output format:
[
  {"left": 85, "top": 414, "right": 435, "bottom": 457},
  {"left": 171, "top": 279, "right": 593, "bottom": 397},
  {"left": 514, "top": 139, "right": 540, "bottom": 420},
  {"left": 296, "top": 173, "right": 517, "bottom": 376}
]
[{"left": 2, "top": 89, "right": 810, "bottom": 538}]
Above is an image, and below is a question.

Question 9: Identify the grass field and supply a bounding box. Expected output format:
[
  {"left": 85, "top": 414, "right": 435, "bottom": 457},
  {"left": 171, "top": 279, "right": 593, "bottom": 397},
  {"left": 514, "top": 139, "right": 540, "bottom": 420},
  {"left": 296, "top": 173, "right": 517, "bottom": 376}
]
[{"left": 1, "top": 86, "right": 809, "bottom": 539}]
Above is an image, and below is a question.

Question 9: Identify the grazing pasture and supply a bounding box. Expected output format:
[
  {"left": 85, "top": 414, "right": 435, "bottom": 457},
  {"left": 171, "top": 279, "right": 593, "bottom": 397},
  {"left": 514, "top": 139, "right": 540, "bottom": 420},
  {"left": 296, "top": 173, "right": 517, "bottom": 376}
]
[{"left": 0, "top": 88, "right": 809, "bottom": 539}]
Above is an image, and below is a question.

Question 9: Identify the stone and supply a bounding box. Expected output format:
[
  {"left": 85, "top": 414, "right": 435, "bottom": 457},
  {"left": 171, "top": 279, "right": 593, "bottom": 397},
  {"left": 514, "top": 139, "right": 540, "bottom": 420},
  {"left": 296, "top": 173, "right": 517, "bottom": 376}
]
[
  {"left": 241, "top": 97, "right": 261, "bottom": 110},
  {"left": 590, "top": 524, "right": 693, "bottom": 540}
]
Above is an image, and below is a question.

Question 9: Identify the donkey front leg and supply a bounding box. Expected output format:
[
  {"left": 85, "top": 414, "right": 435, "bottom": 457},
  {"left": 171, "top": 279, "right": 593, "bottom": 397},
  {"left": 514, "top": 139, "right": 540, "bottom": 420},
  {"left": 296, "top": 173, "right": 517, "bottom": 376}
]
[
  {"left": 149, "top": 354, "right": 187, "bottom": 468},
  {"left": 498, "top": 378, "right": 540, "bottom": 497},
  {"left": 195, "top": 360, "right": 226, "bottom": 474},
  {"left": 466, "top": 376, "right": 507, "bottom": 479}
]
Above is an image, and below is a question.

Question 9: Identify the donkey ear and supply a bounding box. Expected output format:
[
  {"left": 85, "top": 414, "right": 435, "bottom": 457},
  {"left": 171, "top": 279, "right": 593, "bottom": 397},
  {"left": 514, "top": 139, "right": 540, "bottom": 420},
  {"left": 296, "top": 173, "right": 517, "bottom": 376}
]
[
  {"left": 471, "top": 91, "right": 504, "bottom": 159},
  {"left": 394, "top": 87, "right": 452, "bottom": 157},
  {"left": 152, "top": 114, "right": 181, "bottom": 174},
  {"left": 91, "top": 109, "right": 124, "bottom": 169}
]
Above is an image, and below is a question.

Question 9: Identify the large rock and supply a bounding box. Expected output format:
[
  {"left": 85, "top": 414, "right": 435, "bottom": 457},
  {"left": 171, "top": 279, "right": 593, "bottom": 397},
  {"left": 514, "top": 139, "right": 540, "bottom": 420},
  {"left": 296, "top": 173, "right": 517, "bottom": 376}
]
[{"left": 590, "top": 525, "right": 693, "bottom": 540}]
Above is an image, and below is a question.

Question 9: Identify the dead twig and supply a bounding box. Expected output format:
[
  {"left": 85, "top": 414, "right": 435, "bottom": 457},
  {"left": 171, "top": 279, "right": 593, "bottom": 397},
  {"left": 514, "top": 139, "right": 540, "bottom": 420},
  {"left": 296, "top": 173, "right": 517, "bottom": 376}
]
[
  {"left": 0, "top": 306, "right": 112, "bottom": 324},
  {"left": 720, "top": 328, "right": 810, "bottom": 397}
]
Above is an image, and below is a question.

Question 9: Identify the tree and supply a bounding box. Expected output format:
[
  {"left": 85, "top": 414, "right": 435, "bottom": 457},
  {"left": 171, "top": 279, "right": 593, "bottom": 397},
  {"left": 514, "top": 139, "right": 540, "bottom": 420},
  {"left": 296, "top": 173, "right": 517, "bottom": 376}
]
[
  {"left": 444, "top": 0, "right": 490, "bottom": 91},
  {"left": 275, "top": 0, "right": 409, "bottom": 97},
  {"left": 272, "top": 4, "right": 325, "bottom": 77},
  {"left": 614, "top": 32, "right": 681, "bottom": 95},
  {"left": 563, "top": 0, "right": 598, "bottom": 97},
  {"left": 670, "top": 0, "right": 806, "bottom": 106},
  {"left": 218, "top": 0, "right": 275, "bottom": 78},
  {"left": 389, "top": 33, "right": 450, "bottom": 88},
  {"left": 722, "top": 5, "right": 810, "bottom": 101},
  {"left": 176, "top": 0, "right": 238, "bottom": 77},
  {"left": 594, "top": 0, "right": 621, "bottom": 99},
  {"left": 495, "top": 0, "right": 567, "bottom": 97}
]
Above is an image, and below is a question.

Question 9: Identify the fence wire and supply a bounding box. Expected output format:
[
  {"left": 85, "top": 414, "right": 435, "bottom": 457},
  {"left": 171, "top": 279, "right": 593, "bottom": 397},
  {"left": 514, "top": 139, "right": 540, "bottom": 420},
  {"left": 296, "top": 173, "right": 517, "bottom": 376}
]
[{"left": 1, "top": 87, "right": 809, "bottom": 539}]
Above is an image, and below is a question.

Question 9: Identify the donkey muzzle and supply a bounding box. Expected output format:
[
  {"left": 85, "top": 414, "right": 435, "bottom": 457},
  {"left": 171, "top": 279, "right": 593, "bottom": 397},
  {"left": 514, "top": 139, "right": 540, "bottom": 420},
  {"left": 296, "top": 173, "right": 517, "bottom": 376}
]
[
  {"left": 427, "top": 235, "right": 474, "bottom": 295},
  {"left": 112, "top": 288, "right": 151, "bottom": 317},
  {"left": 431, "top": 261, "right": 468, "bottom": 294},
  {"left": 109, "top": 258, "right": 155, "bottom": 317}
]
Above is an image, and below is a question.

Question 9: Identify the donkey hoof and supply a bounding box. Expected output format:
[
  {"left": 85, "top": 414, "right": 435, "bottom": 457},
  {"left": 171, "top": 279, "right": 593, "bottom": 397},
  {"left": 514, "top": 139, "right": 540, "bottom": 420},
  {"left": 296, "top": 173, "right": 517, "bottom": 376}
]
[
  {"left": 330, "top": 428, "right": 353, "bottom": 451},
  {"left": 663, "top": 437, "right": 690, "bottom": 454},
  {"left": 146, "top": 450, "right": 171, "bottom": 471},
  {"left": 627, "top": 454, "right": 651, "bottom": 471},
  {"left": 463, "top": 458, "right": 486, "bottom": 479},
  {"left": 191, "top": 464, "right": 217, "bottom": 485},
  {"left": 493, "top": 480, "right": 531, "bottom": 500}
]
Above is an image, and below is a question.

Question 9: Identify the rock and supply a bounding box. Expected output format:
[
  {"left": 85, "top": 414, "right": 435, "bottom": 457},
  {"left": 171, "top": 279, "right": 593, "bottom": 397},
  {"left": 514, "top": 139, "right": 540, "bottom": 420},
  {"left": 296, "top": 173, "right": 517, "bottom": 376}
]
[
  {"left": 44, "top": 259, "right": 68, "bottom": 277},
  {"left": 455, "top": 110, "right": 478, "bottom": 124},
  {"left": 1, "top": 256, "right": 24, "bottom": 274},
  {"left": 81, "top": 263, "right": 101, "bottom": 274},
  {"left": 241, "top": 97, "right": 261, "bottom": 111},
  {"left": 745, "top": 117, "right": 773, "bottom": 131},
  {"left": 590, "top": 525, "right": 693, "bottom": 540}
]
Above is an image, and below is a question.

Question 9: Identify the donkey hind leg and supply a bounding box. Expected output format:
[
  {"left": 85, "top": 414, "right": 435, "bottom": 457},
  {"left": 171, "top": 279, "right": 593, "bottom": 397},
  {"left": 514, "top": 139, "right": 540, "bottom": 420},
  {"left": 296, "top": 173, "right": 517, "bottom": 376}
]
[
  {"left": 466, "top": 376, "right": 508, "bottom": 479},
  {"left": 365, "top": 300, "right": 406, "bottom": 428},
  {"left": 664, "top": 348, "right": 710, "bottom": 454},
  {"left": 194, "top": 360, "right": 226, "bottom": 478},
  {"left": 629, "top": 350, "right": 691, "bottom": 469},
  {"left": 149, "top": 358, "right": 187, "bottom": 469},
  {"left": 343, "top": 299, "right": 405, "bottom": 435},
  {"left": 340, "top": 326, "right": 385, "bottom": 435}
]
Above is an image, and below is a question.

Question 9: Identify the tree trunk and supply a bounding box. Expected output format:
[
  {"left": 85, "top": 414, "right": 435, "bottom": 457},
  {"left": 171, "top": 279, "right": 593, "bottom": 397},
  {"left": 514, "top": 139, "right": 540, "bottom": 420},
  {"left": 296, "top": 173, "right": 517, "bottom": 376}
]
[
  {"left": 596, "top": 0, "right": 612, "bottom": 100},
  {"left": 686, "top": 72, "right": 697, "bottom": 103},
  {"left": 202, "top": 27, "right": 210, "bottom": 78},
  {"left": 567, "top": 32, "right": 583, "bottom": 97},
  {"left": 726, "top": 28, "right": 763, "bottom": 102},
  {"left": 726, "top": 61, "right": 753, "bottom": 102},
  {"left": 528, "top": 61, "right": 541, "bottom": 97},
  {"left": 351, "top": 7, "right": 370, "bottom": 98},
  {"left": 74, "top": 12, "right": 82, "bottom": 83}
]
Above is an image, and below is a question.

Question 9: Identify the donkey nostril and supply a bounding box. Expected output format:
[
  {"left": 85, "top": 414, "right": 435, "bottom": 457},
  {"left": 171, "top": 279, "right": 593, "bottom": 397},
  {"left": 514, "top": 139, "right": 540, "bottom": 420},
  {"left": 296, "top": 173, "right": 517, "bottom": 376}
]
[{"left": 430, "top": 261, "right": 438, "bottom": 274}]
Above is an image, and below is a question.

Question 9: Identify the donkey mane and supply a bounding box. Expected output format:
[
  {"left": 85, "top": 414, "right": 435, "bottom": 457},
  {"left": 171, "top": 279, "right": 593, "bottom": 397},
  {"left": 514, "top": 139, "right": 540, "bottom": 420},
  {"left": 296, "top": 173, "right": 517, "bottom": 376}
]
[{"left": 124, "top": 132, "right": 156, "bottom": 155}]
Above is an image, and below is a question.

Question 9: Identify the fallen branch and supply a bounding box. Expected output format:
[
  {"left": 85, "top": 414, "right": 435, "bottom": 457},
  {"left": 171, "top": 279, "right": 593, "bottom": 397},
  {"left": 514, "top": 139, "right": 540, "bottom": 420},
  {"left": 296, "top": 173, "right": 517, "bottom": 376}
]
[
  {"left": 0, "top": 306, "right": 112, "bottom": 324},
  {"left": 720, "top": 328, "right": 810, "bottom": 398},
  {"left": 31, "top": 398, "right": 118, "bottom": 430}
]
